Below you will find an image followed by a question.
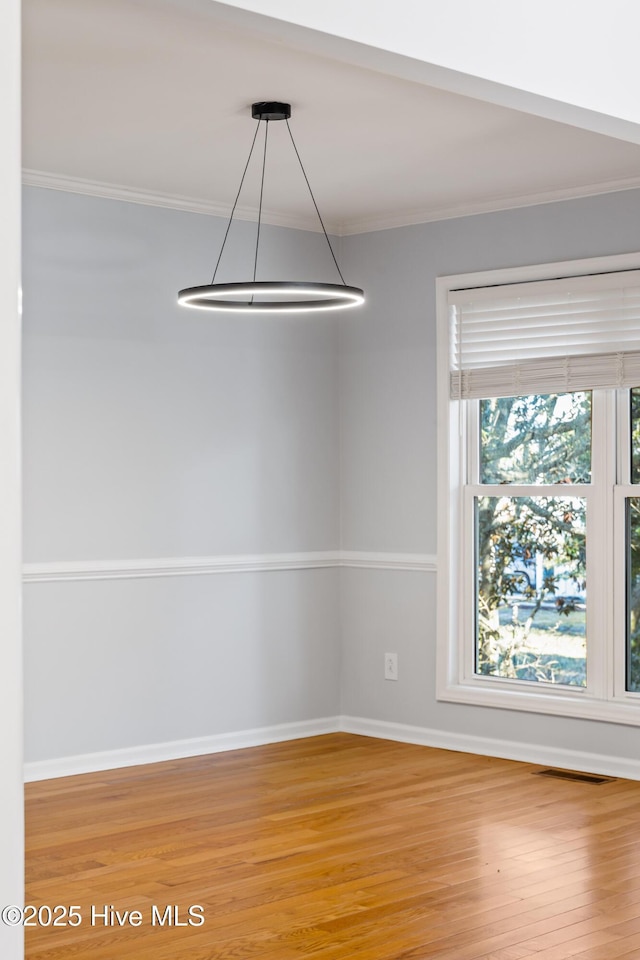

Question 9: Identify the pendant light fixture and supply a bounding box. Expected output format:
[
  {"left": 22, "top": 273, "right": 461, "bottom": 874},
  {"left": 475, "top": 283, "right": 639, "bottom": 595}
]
[{"left": 178, "top": 101, "right": 364, "bottom": 314}]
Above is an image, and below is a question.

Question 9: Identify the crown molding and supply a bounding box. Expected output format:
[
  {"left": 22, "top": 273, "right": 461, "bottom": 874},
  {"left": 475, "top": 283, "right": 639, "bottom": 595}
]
[
  {"left": 24, "top": 168, "right": 640, "bottom": 238},
  {"left": 21, "top": 168, "right": 334, "bottom": 235},
  {"left": 337, "top": 174, "right": 640, "bottom": 235}
]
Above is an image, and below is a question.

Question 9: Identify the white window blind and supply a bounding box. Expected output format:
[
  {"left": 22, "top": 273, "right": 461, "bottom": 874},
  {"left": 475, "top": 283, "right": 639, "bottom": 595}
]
[{"left": 449, "top": 269, "right": 640, "bottom": 399}]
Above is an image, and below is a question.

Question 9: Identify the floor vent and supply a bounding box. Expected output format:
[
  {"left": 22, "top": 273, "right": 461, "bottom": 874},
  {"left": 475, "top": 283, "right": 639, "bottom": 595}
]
[{"left": 535, "top": 768, "right": 615, "bottom": 785}]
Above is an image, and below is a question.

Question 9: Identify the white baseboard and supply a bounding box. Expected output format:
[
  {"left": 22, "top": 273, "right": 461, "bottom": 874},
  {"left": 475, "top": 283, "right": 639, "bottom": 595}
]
[
  {"left": 27, "top": 713, "right": 639, "bottom": 783},
  {"left": 24, "top": 717, "right": 340, "bottom": 782},
  {"left": 340, "top": 715, "right": 640, "bottom": 782}
]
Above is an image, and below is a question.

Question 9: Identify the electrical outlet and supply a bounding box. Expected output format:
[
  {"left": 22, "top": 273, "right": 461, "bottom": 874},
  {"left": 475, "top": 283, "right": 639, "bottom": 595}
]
[{"left": 384, "top": 652, "right": 398, "bottom": 681}]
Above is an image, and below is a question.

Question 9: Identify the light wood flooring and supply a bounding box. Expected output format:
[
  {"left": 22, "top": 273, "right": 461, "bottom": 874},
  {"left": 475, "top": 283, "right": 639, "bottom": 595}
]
[{"left": 25, "top": 733, "right": 640, "bottom": 959}]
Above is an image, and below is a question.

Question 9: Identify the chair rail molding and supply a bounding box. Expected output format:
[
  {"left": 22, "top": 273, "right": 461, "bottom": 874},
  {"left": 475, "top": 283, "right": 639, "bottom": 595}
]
[{"left": 23, "top": 551, "right": 438, "bottom": 583}]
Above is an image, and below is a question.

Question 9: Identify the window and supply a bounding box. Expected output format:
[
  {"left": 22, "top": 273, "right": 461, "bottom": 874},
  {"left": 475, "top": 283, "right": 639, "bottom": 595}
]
[
  {"left": 476, "top": 392, "right": 590, "bottom": 688},
  {"left": 437, "top": 254, "right": 640, "bottom": 725}
]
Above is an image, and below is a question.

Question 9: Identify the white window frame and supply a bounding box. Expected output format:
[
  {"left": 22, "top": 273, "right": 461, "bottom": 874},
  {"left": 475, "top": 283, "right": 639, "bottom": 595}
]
[{"left": 436, "top": 251, "right": 640, "bottom": 726}]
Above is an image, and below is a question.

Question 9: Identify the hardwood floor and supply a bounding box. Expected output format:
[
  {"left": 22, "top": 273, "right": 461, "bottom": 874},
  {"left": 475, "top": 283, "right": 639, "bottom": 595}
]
[{"left": 25, "top": 733, "right": 640, "bottom": 959}]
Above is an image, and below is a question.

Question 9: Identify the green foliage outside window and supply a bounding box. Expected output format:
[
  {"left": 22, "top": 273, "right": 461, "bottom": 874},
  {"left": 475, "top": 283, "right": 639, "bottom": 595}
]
[
  {"left": 631, "top": 388, "right": 640, "bottom": 485},
  {"left": 628, "top": 392, "right": 640, "bottom": 690},
  {"left": 480, "top": 393, "right": 592, "bottom": 485},
  {"left": 627, "top": 498, "right": 640, "bottom": 692},
  {"left": 628, "top": 389, "right": 640, "bottom": 691},
  {"left": 476, "top": 393, "right": 590, "bottom": 686}
]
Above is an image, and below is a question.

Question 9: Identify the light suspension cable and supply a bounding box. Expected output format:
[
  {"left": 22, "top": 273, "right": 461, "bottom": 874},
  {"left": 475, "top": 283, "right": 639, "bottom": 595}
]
[{"left": 178, "top": 101, "right": 364, "bottom": 315}]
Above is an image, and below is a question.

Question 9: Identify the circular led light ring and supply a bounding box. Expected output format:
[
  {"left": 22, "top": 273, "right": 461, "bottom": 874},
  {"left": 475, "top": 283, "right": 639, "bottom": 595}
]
[{"left": 178, "top": 281, "right": 365, "bottom": 313}]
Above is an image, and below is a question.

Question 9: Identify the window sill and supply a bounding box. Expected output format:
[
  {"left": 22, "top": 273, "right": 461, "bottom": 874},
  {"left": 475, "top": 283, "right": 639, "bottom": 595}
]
[{"left": 438, "top": 679, "right": 640, "bottom": 727}]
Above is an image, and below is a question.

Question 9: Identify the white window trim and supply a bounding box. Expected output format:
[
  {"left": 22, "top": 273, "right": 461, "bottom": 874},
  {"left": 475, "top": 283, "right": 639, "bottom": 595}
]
[{"left": 436, "top": 251, "right": 640, "bottom": 726}]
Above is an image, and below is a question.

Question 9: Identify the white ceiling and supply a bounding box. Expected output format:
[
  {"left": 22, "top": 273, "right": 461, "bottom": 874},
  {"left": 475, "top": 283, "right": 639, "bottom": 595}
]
[{"left": 22, "top": 0, "right": 640, "bottom": 235}]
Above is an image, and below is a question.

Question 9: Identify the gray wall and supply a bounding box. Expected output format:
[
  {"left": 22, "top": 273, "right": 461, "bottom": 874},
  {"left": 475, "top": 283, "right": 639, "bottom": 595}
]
[
  {"left": 22, "top": 187, "right": 342, "bottom": 762},
  {"left": 339, "top": 188, "right": 640, "bottom": 759},
  {"left": 23, "top": 184, "right": 640, "bottom": 767}
]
